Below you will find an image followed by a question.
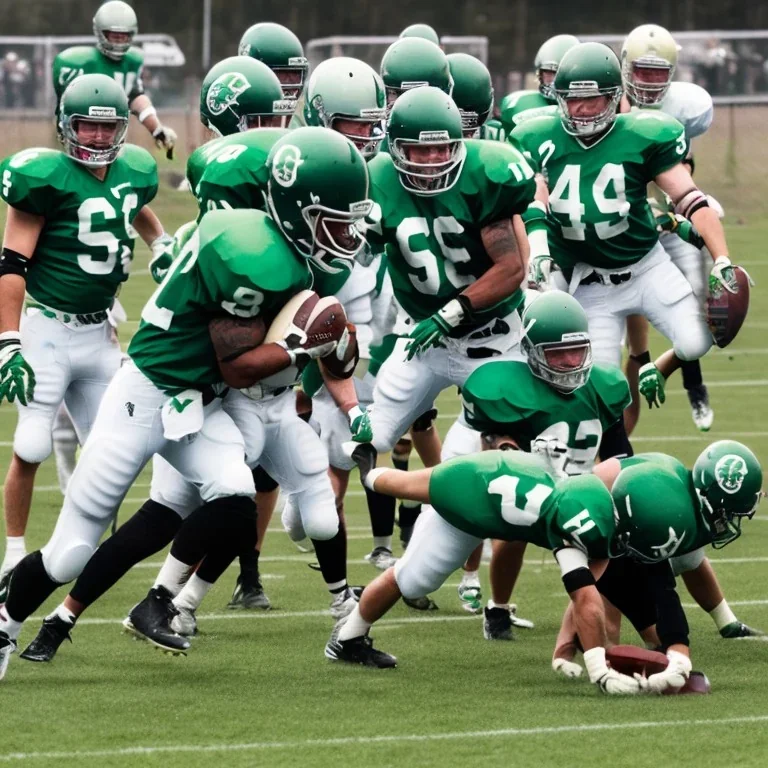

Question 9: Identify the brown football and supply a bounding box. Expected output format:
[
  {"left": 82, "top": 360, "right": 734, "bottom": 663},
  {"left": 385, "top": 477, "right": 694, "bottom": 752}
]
[
  {"left": 706, "top": 266, "right": 751, "bottom": 348},
  {"left": 300, "top": 296, "right": 348, "bottom": 349},
  {"left": 321, "top": 323, "right": 360, "bottom": 380},
  {"left": 606, "top": 645, "right": 668, "bottom": 677},
  {"left": 662, "top": 671, "right": 711, "bottom": 696}
]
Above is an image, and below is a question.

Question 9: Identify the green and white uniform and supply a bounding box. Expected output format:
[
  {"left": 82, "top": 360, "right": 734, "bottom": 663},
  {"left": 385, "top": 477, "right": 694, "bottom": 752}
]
[
  {"left": 393, "top": 451, "right": 615, "bottom": 598},
  {"left": 53, "top": 46, "right": 145, "bottom": 116},
  {"left": 365, "top": 139, "right": 536, "bottom": 453},
  {"left": 512, "top": 111, "right": 712, "bottom": 367},
  {"left": 458, "top": 361, "right": 630, "bottom": 475},
  {"left": 0, "top": 144, "right": 156, "bottom": 465},
  {"left": 500, "top": 89, "right": 556, "bottom": 134}
]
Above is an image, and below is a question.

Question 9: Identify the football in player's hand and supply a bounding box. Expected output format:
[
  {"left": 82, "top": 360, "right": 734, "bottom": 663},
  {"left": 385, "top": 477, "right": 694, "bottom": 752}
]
[
  {"left": 707, "top": 266, "right": 751, "bottom": 348},
  {"left": 606, "top": 645, "right": 668, "bottom": 677},
  {"left": 321, "top": 323, "right": 359, "bottom": 380},
  {"left": 265, "top": 290, "right": 347, "bottom": 350}
]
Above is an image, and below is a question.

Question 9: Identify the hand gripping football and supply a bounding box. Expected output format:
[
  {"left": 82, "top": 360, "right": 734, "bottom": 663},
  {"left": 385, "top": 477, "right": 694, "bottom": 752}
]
[
  {"left": 606, "top": 645, "right": 711, "bottom": 695},
  {"left": 707, "top": 266, "right": 751, "bottom": 348}
]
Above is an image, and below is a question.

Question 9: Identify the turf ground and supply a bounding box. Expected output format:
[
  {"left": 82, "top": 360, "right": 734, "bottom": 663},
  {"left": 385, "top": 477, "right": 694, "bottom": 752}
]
[{"left": 0, "top": 128, "right": 767, "bottom": 767}]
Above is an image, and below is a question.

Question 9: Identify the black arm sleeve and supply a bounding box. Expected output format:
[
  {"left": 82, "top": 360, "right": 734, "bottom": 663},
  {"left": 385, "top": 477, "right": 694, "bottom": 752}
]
[
  {"left": 649, "top": 560, "right": 689, "bottom": 650},
  {"left": 599, "top": 418, "right": 633, "bottom": 461}
]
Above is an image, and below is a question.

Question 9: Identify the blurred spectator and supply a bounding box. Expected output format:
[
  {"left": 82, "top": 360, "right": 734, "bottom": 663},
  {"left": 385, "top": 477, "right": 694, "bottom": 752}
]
[{"left": 1, "top": 51, "right": 32, "bottom": 108}]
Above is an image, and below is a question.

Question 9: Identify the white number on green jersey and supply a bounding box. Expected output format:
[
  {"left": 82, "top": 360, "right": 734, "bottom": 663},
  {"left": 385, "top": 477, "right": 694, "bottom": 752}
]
[
  {"left": 396, "top": 216, "right": 474, "bottom": 295},
  {"left": 488, "top": 475, "right": 553, "bottom": 527},
  {"left": 562, "top": 509, "right": 596, "bottom": 551},
  {"left": 548, "top": 163, "right": 629, "bottom": 241},
  {"left": 113, "top": 71, "right": 137, "bottom": 97},
  {"left": 536, "top": 419, "right": 602, "bottom": 476},
  {"left": 77, "top": 195, "right": 139, "bottom": 276}
]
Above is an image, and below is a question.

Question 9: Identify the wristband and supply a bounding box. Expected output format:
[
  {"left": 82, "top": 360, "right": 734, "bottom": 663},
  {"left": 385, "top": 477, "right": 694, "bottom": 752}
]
[
  {"left": 138, "top": 106, "right": 157, "bottom": 123},
  {"left": 583, "top": 646, "right": 608, "bottom": 684}
]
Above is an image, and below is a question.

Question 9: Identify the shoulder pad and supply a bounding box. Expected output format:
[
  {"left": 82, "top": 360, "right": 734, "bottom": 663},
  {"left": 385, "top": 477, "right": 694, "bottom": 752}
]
[
  {"left": 501, "top": 89, "right": 538, "bottom": 110},
  {"left": 623, "top": 110, "right": 685, "bottom": 142},
  {"left": 117, "top": 144, "right": 158, "bottom": 176},
  {"left": 463, "top": 361, "right": 540, "bottom": 427},
  {"left": 661, "top": 82, "right": 713, "bottom": 139},
  {"left": 2, "top": 148, "right": 66, "bottom": 182},
  {"left": 124, "top": 46, "right": 145, "bottom": 66},
  {"left": 56, "top": 46, "right": 97, "bottom": 64},
  {"left": 588, "top": 363, "right": 632, "bottom": 423},
  {"left": 510, "top": 113, "right": 559, "bottom": 142}
]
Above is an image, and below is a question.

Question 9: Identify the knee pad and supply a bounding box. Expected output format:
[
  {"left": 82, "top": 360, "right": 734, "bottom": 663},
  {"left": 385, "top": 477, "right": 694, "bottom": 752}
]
[
  {"left": 671, "top": 547, "right": 707, "bottom": 577},
  {"left": 281, "top": 495, "right": 305, "bottom": 542},
  {"left": 297, "top": 481, "right": 339, "bottom": 541},
  {"left": 14, "top": 414, "right": 54, "bottom": 464},
  {"left": 412, "top": 408, "right": 438, "bottom": 433},
  {"left": 441, "top": 419, "right": 482, "bottom": 461},
  {"left": 201, "top": 463, "right": 256, "bottom": 502},
  {"left": 673, "top": 328, "right": 712, "bottom": 363},
  {"left": 41, "top": 539, "right": 96, "bottom": 584},
  {"left": 394, "top": 559, "right": 438, "bottom": 600}
]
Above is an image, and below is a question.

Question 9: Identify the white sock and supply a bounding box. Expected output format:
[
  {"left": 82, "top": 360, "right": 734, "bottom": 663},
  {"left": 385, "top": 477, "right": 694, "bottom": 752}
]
[
  {"left": 373, "top": 536, "right": 392, "bottom": 552},
  {"left": 327, "top": 579, "right": 347, "bottom": 594},
  {"left": 53, "top": 439, "right": 78, "bottom": 496},
  {"left": 337, "top": 604, "right": 372, "bottom": 642},
  {"left": 153, "top": 554, "right": 195, "bottom": 597},
  {"left": 461, "top": 570, "right": 480, "bottom": 585},
  {"left": 710, "top": 599, "right": 738, "bottom": 630},
  {"left": 47, "top": 603, "right": 77, "bottom": 625},
  {"left": 488, "top": 599, "right": 509, "bottom": 611},
  {"left": 0, "top": 607, "right": 23, "bottom": 640},
  {"left": 173, "top": 574, "right": 213, "bottom": 612},
  {"left": 1, "top": 537, "right": 26, "bottom": 575}
]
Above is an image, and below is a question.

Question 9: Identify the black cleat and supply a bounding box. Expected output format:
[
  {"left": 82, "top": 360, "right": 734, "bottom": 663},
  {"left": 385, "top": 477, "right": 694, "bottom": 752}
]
[
  {"left": 227, "top": 574, "right": 271, "bottom": 610},
  {"left": 403, "top": 595, "right": 439, "bottom": 611},
  {"left": 720, "top": 621, "right": 766, "bottom": 639},
  {"left": 20, "top": 616, "right": 73, "bottom": 662},
  {"left": 483, "top": 606, "right": 514, "bottom": 641},
  {"left": 350, "top": 443, "right": 378, "bottom": 486},
  {"left": 325, "top": 625, "right": 397, "bottom": 669},
  {"left": 124, "top": 586, "right": 190, "bottom": 655},
  {"left": 0, "top": 568, "right": 14, "bottom": 604}
]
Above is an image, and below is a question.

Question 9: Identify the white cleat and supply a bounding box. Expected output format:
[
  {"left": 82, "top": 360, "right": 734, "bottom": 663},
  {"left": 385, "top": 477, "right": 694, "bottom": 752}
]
[
  {"left": 364, "top": 547, "right": 397, "bottom": 570},
  {"left": 688, "top": 385, "right": 714, "bottom": 432},
  {"left": 329, "top": 587, "right": 358, "bottom": 620},
  {"left": 0, "top": 631, "right": 17, "bottom": 681},
  {"left": 458, "top": 578, "right": 483, "bottom": 614},
  {"left": 170, "top": 606, "right": 198, "bottom": 637}
]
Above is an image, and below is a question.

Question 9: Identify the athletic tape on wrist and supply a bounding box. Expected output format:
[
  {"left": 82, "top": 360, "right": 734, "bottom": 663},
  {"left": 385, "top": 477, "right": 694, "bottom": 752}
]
[{"left": 138, "top": 106, "right": 157, "bottom": 123}]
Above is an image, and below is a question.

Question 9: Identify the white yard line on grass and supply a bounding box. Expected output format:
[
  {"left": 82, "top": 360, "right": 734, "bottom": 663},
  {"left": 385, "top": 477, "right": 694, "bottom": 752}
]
[{"left": 2, "top": 715, "right": 768, "bottom": 761}]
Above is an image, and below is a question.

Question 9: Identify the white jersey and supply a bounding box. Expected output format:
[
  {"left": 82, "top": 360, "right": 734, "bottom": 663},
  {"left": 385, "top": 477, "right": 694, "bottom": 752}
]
[{"left": 660, "top": 82, "right": 713, "bottom": 139}]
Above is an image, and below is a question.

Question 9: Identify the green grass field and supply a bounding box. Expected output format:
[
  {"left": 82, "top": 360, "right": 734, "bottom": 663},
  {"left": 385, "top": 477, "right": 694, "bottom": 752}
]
[{"left": 0, "top": 140, "right": 767, "bottom": 767}]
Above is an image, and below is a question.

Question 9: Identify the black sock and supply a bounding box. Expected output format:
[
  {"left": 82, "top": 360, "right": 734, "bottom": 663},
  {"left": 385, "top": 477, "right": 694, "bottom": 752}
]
[
  {"left": 70, "top": 500, "right": 182, "bottom": 608},
  {"left": 392, "top": 455, "right": 409, "bottom": 472},
  {"left": 312, "top": 518, "right": 347, "bottom": 590},
  {"left": 398, "top": 502, "right": 422, "bottom": 530},
  {"left": 170, "top": 496, "right": 257, "bottom": 567},
  {"left": 196, "top": 543, "right": 240, "bottom": 586},
  {"left": 681, "top": 359, "right": 704, "bottom": 390},
  {"left": 629, "top": 350, "right": 651, "bottom": 366},
  {"left": 365, "top": 487, "right": 396, "bottom": 538},
  {"left": 239, "top": 548, "right": 260, "bottom": 583},
  {"left": 6, "top": 551, "right": 61, "bottom": 623}
]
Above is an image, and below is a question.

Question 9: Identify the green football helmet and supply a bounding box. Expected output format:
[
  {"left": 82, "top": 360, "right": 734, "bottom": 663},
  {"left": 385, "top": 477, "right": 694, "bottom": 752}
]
[
  {"left": 446, "top": 53, "right": 494, "bottom": 137},
  {"left": 380, "top": 37, "right": 453, "bottom": 112},
  {"left": 520, "top": 292, "right": 592, "bottom": 394},
  {"left": 611, "top": 465, "right": 699, "bottom": 563},
  {"left": 621, "top": 24, "right": 678, "bottom": 107},
  {"left": 59, "top": 73, "right": 129, "bottom": 167},
  {"left": 554, "top": 42, "right": 622, "bottom": 138},
  {"left": 534, "top": 34, "right": 580, "bottom": 101},
  {"left": 200, "top": 56, "right": 294, "bottom": 137},
  {"left": 93, "top": 1, "right": 137, "bottom": 61},
  {"left": 399, "top": 23, "right": 440, "bottom": 46},
  {"left": 303, "top": 57, "right": 386, "bottom": 160},
  {"left": 387, "top": 86, "right": 465, "bottom": 197},
  {"left": 237, "top": 22, "right": 308, "bottom": 99},
  {"left": 266, "top": 128, "right": 373, "bottom": 273},
  {"left": 692, "top": 440, "right": 763, "bottom": 548}
]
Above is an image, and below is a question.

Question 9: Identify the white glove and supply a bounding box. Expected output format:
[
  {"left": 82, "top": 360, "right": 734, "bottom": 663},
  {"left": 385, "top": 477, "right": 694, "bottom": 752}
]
[
  {"left": 583, "top": 647, "right": 644, "bottom": 695},
  {"left": 528, "top": 255, "right": 554, "bottom": 290},
  {"left": 552, "top": 657, "right": 583, "bottom": 679},
  {"left": 276, "top": 338, "right": 337, "bottom": 366},
  {"left": 152, "top": 124, "right": 178, "bottom": 153},
  {"left": 531, "top": 435, "right": 568, "bottom": 461},
  {"left": 710, "top": 255, "right": 738, "bottom": 294},
  {"left": 149, "top": 233, "right": 175, "bottom": 284},
  {"left": 646, "top": 649, "right": 691, "bottom": 694}
]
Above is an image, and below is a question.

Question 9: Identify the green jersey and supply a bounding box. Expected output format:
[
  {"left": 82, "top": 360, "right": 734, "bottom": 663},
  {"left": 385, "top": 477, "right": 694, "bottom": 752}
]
[
  {"left": 619, "top": 453, "right": 712, "bottom": 554},
  {"left": 53, "top": 46, "right": 145, "bottom": 113},
  {"left": 478, "top": 118, "right": 506, "bottom": 143},
  {"left": 367, "top": 140, "right": 535, "bottom": 327},
  {"left": 186, "top": 128, "right": 288, "bottom": 220},
  {"left": 128, "top": 209, "right": 312, "bottom": 394},
  {"left": 0, "top": 145, "right": 157, "bottom": 314},
  {"left": 500, "top": 90, "right": 555, "bottom": 134},
  {"left": 429, "top": 451, "right": 614, "bottom": 557},
  {"left": 462, "top": 361, "right": 630, "bottom": 476},
  {"left": 512, "top": 111, "right": 688, "bottom": 272}
]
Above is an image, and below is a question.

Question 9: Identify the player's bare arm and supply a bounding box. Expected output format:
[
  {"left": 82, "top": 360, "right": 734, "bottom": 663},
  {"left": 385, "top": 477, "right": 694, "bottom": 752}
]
[{"left": 132, "top": 205, "right": 164, "bottom": 246}]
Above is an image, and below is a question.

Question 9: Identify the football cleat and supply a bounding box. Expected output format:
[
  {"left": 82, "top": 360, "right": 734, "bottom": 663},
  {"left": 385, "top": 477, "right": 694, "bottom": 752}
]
[
  {"left": 402, "top": 594, "right": 439, "bottom": 610},
  {"left": 0, "top": 567, "right": 14, "bottom": 604},
  {"left": 509, "top": 604, "right": 535, "bottom": 629},
  {"left": 20, "top": 615, "right": 73, "bottom": 662},
  {"left": 483, "top": 606, "right": 514, "bottom": 641},
  {"left": 227, "top": 574, "right": 271, "bottom": 610},
  {"left": 170, "top": 606, "right": 198, "bottom": 637},
  {"left": 687, "top": 385, "right": 714, "bottom": 432},
  {"left": 124, "top": 586, "right": 190, "bottom": 655},
  {"left": 329, "top": 587, "right": 358, "bottom": 620},
  {"left": 325, "top": 624, "right": 397, "bottom": 669},
  {"left": 720, "top": 621, "right": 766, "bottom": 639},
  {"left": 364, "top": 547, "right": 397, "bottom": 570},
  {"left": 0, "top": 631, "right": 16, "bottom": 681},
  {"left": 458, "top": 576, "right": 483, "bottom": 614}
]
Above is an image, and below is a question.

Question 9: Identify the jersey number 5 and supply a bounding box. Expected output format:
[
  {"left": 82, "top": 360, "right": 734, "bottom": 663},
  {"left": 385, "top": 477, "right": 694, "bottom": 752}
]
[{"left": 77, "top": 195, "right": 139, "bottom": 275}]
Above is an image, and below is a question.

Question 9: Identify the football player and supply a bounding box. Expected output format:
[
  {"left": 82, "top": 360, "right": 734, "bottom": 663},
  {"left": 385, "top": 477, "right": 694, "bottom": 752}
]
[
  {"left": 619, "top": 25, "right": 719, "bottom": 432},
  {"left": 238, "top": 22, "right": 309, "bottom": 100},
  {"left": 53, "top": 1, "right": 176, "bottom": 155},
  {"left": 327, "top": 447, "right": 644, "bottom": 696},
  {"left": 0, "top": 74, "right": 167, "bottom": 584},
  {"left": 398, "top": 24, "right": 440, "bottom": 46},
  {"left": 6, "top": 129, "right": 372, "bottom": 670},
  {"left": 457, "top": 291, "right": 631, "bottom": 633},
  {"left": 446, "top": 53, "right": 494, "bottom": 139},
  {"left": 552, "top": 441, "right": 763, "bottom": 690},
  {"left": 519, "top": 43, "right": 732, "bottom": 390}
]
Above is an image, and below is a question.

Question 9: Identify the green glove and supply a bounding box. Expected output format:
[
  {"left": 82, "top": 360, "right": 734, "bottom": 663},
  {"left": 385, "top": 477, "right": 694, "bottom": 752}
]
[
  {"left": 0, "top": 334, "right": 36, "bottom": 406},
  {"left": 638, "top": 363, "right": 665, "bottom": 409},
  {"left": 348, "top": 405, "right": 373, "bottom": 443},
  {"left": 149, "top": 233, "right": 175, "bottom": 284},
  {"left": 405, "top": 298, "right": 466, "bottom": 361},
  {"left": 709, "top": 255, "right": 739, "bottom": 294},
  {"left": 528, "top": 255, "right": 554, "bottom": 288}
]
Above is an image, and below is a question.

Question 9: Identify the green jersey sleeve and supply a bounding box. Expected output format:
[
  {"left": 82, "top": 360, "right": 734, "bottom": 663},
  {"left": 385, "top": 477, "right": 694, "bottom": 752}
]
[
  {"left": 0, "top": 148, "right": 61, "bottom": 217},
  {"left": 461, "top": 361, "right": 534, "bottom": 434},
  {"left": 630, "top": 111, "right": 689, "bottom": 180},
  {"left": 118, "top": 144, "right": 159, "bottom": 207},
  {"left": 123, "top": 47, "right": 146, "bottom": 101},
  {"left": 588, "top": 363, "right": 632, "bottom": 428}
]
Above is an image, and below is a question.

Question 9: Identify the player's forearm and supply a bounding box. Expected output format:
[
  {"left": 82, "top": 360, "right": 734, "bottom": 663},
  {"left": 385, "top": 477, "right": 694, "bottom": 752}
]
[
  {"left": 0, "top": 276, "right": 26, "bottom": 333},
  {"left": 218, "top": 343, "right": 292, "bottom": 390},
  {"left": 690, "top": 207, "right": 728, "bottom": 260},
  {"left": 569, "top": 585, "right": 608, "bottom": 651},
  {"left": 367, "top": 467, "right": 433, "bottom": 504},
  {"left": 321, "top": 367, "right": 357, "bottom": 414},
  {"left": 130, "top": 94, "right": 160, "bottom": 135},
  {"left": 133, "top": 205, "right": 165, "bottom": 247},
  {"left": 467, "top": 218, "right": 526, "bottom": 310}
]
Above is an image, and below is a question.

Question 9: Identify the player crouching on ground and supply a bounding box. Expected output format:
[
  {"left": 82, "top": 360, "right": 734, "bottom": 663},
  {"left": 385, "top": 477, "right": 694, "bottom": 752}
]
[{"left": 328, "top": 447, "right": 647, "bottom": 695}]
